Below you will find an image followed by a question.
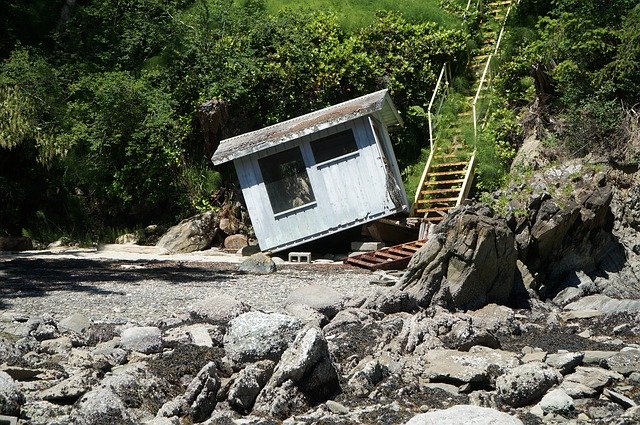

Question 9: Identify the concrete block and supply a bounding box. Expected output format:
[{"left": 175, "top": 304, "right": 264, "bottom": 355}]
[{"left": 288, "top": 252, "right": 311, "bottom": 263}]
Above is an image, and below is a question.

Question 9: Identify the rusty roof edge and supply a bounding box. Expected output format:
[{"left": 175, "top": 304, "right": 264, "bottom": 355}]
[{"left": 212, "top": 89, "right": 400, "bottom": 165}]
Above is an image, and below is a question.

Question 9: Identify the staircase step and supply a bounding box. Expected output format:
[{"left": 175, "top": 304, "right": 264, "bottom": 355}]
[
  {"left": 423, "top": 178, "right": 465, "bottom": 186},
  {"left": 428, "top": 170, "right": 467, "bottom": 177},
  {"left": 431, "top": 161, "right": 469, "bottom": 168},
  {"left": 487, "top": 0, "right": 511, "bottom": 6},
  {"left": 416, "top": 206, "right": 453, "bottom": 213},
  {"left": 416, "top": 197, "right": 458, "bottom": 204},
  {"left": 421, "top": 187, "right": 461, "bottom": 195}
]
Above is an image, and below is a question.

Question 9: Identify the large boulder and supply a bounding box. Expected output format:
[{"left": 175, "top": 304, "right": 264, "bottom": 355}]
[
  {"left": 496, "top": 362, "right": 562, "bottom": 407},
  {"left": 223, "top": 312, "right": 302, "bottom": 365},
  {"left": 397, "top": 206, "right": 516, "bottom": 310},
  {"left": 156, "top": 211, "right": 220, "bottom": 253}
]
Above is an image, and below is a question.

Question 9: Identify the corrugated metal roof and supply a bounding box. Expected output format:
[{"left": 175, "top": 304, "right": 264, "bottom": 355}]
[{"left": 211, "top": 89, "right": 403, "bottom": 165}]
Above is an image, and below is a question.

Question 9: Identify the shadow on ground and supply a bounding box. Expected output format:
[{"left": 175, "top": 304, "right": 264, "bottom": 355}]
[{"left": 0, "top": 258, "right": 240, "bottom": 303}]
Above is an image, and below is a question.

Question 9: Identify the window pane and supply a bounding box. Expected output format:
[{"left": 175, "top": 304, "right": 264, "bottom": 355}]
[
  {"left": 258, "top": 147, "right": 315, "bottom": 214},
  {"left": 310, "top": 129, "right": 357, "bottom": 164}
]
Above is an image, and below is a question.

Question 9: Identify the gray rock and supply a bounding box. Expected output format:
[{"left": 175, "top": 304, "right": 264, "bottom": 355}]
[
  {"left": 223, "top": 312, "right": 302, "bottom": 364},
  {"left": 156, "top": 211, "right": 220, "bottom": 253},
  {"left": 603, "top": 388, "right": 637, "bottom": 409},
  {"left": 19, "top": 400, "right": 71, "bottom": 425},
  {"left": 189, "top": 292, "right": 252, "bottom": 325},
  {"left": 285, "top": 285, "right": 345, "bottom": 319},
  {"left": 564, "top": 294, "right": 640, "bottom": 315},
  {"left": 582, "top": 350, "right": 617, "bottom": 366},
  {"left": 0, "top": 370, "right": 24, "bottom": 416},
  {"left": 347, "top": 359, "right": 387, "bottom": 397},
  {"left": 496, "top": 362, "right": 561, "bottom": 407},
  {"left": 419, "top": 347, "right": 520, "bottom": 386},
  {"left": 120, "top": 326, "right": 162, "bottom": 354},
  {"left": 252, "top": 379, "right": 307, "bottom": 420},
  {"left": 559, "top": 380, "right": 597, "bottom": 398},
  {"left": 545, "top": 351, "right": 584, "bottom": 375},
  {"left": 183, "top": 362, "right": 220, "bottom": 422},
  {"left": 40, "top": 336, "right": 73, "bottom": 354},
  {"left": 397, "top": 207, "right": 516, "bottom": 310},
  {"left": 40, "top": 369, "right": 98, "bottom": 403},
  {"left": 284, "top": 304, "right": 326, "bottom": 328},
  {"left": 467, "top": 304, "right": 518, "bottom": 336},
  {"left": 238, "top": 253, "right": 277, "bottom": 274},
  {"left": 538, "top": 388, "right": 574, "bottom": 416},
  {"left": 441, "top": 319, "right": 500, "bottom": 351},
  {"left": 145, "top": 417, "right": 179, "bottom": 425},
  {"left": 606, "top": 350, "right": 640, "bottom": 376},
  {"left": 404, "top": 405, "right": 524, "bottom": 424},
  {"left": 326, "top": 400, "right": 349, "bottom": 415},
  {"left": 563, "top": 366, "right": 623, "bottom": 391},
  {"left": 227, "top": 360, "right": 275, "bottom": 414},
  {"left": 71, "top": 388, "right": 135, "bottom": 425},
  {"left": 59, "top": 313, "right": 92, "bottom": 334},
  {"left": 267, "top": 327, "right": 339, "bottom": 401},
  {"left": 355, "top": 288, "right": 417, "bottom": 315}
]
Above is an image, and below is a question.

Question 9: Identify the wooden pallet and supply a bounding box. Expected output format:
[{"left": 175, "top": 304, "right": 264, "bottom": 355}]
[{"left": 344, "top": 240, "right": 425, "bottom": 271}]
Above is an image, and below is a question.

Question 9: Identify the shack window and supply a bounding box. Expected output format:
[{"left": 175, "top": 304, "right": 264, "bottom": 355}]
[
  {"left": 310, "top": 129, "right": 357, "bottom": 164},
  {"left": 258, "top": 147, "right": 315, "bottom": 214}
]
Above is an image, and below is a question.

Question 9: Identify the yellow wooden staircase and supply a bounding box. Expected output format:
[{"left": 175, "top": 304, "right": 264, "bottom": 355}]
[{"left": 411, "top": 145, "right": 476, "bottom": 223}]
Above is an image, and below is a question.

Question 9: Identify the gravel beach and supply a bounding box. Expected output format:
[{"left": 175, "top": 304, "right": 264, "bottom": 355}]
[{"left": 0, "top": 247, "right": 376, "bottom": 324}]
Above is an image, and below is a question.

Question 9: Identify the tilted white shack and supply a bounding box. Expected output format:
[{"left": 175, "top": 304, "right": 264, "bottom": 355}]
[{"left": 211, "top": 89, "right": 409, "bottom": 252}]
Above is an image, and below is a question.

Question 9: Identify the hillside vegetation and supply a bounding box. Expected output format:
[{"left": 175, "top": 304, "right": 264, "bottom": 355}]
[{"left": 1, "top": 0, "right": 638, "bottom": 244}]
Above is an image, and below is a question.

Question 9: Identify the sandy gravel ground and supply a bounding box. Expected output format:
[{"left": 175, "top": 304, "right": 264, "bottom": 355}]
[{"left": 0, "top": 246, "right": 376, "bottom": 324}]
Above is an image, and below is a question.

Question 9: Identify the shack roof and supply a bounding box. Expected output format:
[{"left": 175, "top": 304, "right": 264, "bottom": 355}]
[{"left": 211, "top": 89, "right": 403, "bottom": 165}]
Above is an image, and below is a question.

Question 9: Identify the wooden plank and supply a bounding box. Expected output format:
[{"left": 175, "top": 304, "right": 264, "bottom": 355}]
[
  {"left": 423, "top": 178, "right": 465, "bottom": 186},
  {"left": 421, "top": 187, "right": 461, "bottom": 195},
  {"left": 416, "top": 206, "right": 452, "bottom": 213},
  {"left": 431, "top": 161, "right": 469, "bottom": 168},
  {"left": 416, "top": 197, "right": 459, "bottom": 204},
  {"left": 428, "top": 170, "right": 467, "bottom": 177}
]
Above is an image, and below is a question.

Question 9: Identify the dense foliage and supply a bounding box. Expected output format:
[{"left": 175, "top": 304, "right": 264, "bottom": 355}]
[
  {"left": 2, "top": 0, "right": 638, "bottom": 242},
  {"left": 0, "top": 0, "right": 465, "bottom": 241}
]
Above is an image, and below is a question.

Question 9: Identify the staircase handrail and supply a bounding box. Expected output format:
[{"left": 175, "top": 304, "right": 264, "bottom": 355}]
[
  {"left": 471, "top": 0, "right": 518, "bottom": 141},
  {"left": 412, "top": 147, "right": 436, "bottom": 215},
  {"left": 427, "top": 62, "right": 450, "bottom": 152}
]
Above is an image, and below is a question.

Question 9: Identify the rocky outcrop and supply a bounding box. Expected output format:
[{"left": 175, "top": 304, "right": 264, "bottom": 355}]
[
  {"left": 156, "top": 211, "right": 220, "bottom": 253},
  {"left": 397, "top": 205, "right": 516, "bottom": 310}
]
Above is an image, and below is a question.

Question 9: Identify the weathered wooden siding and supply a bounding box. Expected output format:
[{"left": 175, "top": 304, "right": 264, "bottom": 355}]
[{"left": 234, "top": 116, "right": 408, "bottom": 252}]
